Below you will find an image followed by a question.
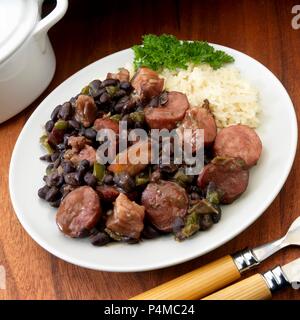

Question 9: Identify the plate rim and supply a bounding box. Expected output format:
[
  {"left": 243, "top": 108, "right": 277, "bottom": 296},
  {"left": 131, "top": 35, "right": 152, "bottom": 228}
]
[{"left": 9, "top": 44, "right": 298, "bottom": 272}]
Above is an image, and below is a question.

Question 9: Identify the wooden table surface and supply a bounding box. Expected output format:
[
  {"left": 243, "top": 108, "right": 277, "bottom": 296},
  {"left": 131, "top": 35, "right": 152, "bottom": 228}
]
[{"left": 1, "top": 0, "right": 300, "bottom": 300}]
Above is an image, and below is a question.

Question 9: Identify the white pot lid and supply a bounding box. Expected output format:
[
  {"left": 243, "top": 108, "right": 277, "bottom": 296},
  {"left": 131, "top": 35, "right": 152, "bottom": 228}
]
[{"left": 0, "top": 0, "right": 39, "bottom": 64}]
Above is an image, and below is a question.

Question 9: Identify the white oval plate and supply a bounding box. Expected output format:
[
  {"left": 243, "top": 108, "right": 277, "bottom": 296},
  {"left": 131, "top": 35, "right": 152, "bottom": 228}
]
[{"left": 9, "top": 45, "right": 298, "bottom": 272}]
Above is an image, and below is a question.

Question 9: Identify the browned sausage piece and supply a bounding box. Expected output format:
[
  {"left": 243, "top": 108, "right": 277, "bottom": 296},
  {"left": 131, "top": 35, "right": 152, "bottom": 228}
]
[
  {"left": 141, "top": 181, "right": 189, "bottom": 232},
  {"left": 56, "top": 186, "right": 101, "bottom": 237},
  {"left": 131, "top": 67, "right": 164, "bottom": 100},
  {"left": 106, "top": 193, "right": 145, "bottom": 239},
  {"left": 197, "top": 157, "right": 249, "bottom": 204},
  {"left": 144, "top": 91, "right": 190, "bottom": 130},
  {"left": 179, "top": 103, "right": 217, "bottom": 150},
  {"left": 214, "top": 124, "right": 262, "bottom": 168},
  {"left": 75, "top": 95, "right": 97, "bottom": 127},
  {"left": 93, "top": 118, "right": 119, "bottom": 134}
]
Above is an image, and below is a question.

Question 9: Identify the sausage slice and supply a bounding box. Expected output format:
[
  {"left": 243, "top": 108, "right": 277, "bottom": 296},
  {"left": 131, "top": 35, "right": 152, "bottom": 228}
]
[
  {"left": 131, "top": 67, "right": 164, "bottom": 101},
  {"left": 56, "top": 186, "right": 101, "bottom": 237},
  {"left": 197, "top": 157, "right": 249, "bottom": 204},
  {"left": 106, "top": 193, "right": 145, "bottom": 239},
  {"left": 214, "top": 124, "right": 262, "bottom": 168},
  {"left": 141, "top": 181, "right": 189, "bottom": 232},
  {"left": 145, "top": 91, "right": 190, "bottom": 130}
]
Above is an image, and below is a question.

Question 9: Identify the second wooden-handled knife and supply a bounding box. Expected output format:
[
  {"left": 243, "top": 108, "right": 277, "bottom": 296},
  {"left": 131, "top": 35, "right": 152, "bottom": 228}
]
[
  {"left": 131, "top": 216, "right": 300, "bottom": 300},
  {"left": 203, "top": 257, "right": 300, "bottom": 300}
]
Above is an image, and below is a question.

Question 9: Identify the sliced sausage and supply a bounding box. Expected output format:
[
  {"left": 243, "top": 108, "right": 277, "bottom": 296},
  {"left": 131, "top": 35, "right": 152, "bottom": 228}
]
[
  {"left": 106, "top": 193, "right": 145, "bottom": 239},
  {"left": 107, "top": 68, "right": 130, "bottom": 82},
  {"left": 144, "top": 91, "right": 190, "bottom": 130},
  {"left": 178, "top": 102, "right": 217, "bottom": 151},
  {"left": 131, "top": 67, "right": 164, "bottom": 100},
  {"left": 197, "top": 157, "right": 249, "bottom": 204},
  {"left": 75, "top": 95, "right": 97, "bottom": 127},
  {"left": 93, "top": 118, "right": 119, "bottom": 134},
  {"left": 214, "top": 124, "right": 262, "bottom": 168},
  {"left": 108, "top": 140, "right": 151, "bottom": 176},
  {"left": 56, "top": 186, "right": 101, "bottom": 237},
  {"left": 141, "top": 181, "right": 189, "bottom": 232}
]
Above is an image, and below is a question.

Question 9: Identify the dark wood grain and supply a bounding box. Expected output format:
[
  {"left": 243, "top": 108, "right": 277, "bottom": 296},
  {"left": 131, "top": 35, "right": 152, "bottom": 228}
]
[{"left": 0, "top": 0, "right": 300, "bottom": 300}]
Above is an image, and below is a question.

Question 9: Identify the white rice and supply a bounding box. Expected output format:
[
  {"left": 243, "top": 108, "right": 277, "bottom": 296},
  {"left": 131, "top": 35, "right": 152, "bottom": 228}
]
[{"left": 126, "top": 63, "right": 261, "bottom": 128}]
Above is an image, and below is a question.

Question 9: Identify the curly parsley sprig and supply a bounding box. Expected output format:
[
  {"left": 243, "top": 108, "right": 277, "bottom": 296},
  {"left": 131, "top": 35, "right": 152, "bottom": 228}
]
[{"left": 132, "top": 34, "right": 234, "bottom": 71}]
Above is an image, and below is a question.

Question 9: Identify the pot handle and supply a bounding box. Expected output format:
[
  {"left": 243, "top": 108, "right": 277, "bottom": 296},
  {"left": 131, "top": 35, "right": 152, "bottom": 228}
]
[{"left": 33, "top": 0, "right": 68, "bottom": 37}]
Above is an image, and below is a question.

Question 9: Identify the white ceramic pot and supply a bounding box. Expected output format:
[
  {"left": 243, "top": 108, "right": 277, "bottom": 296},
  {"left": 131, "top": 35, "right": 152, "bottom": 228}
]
[{"left": 0, "top": 0, "right": 68, "bottom": 123}]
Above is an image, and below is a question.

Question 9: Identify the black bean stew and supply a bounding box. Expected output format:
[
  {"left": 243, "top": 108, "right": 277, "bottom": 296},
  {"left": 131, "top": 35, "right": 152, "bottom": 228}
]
[{"left": 38, "top": 67, "right": 262, "bottom": 246}]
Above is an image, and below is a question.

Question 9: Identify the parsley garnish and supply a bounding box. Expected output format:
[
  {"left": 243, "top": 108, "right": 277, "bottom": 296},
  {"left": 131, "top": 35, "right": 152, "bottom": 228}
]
[{"left": 132, "top": 34, "right": 234, "bottom": 71}]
